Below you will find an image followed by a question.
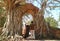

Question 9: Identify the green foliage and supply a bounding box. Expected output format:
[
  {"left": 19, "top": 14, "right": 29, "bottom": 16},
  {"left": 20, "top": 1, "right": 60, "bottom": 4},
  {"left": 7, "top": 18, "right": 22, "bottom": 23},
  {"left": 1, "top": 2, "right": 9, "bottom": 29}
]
[
  {"left": 0, "top": 3, "right": 6, "bottom": 27},
  {"left": 45, "top": 17, "right": 58, "bottom": 28},
  {"left": 0, "top": 7, "right": 3, "bottom": 14},
  {"left": 0, "top": 17, "right": 6, "bottom": 27}
]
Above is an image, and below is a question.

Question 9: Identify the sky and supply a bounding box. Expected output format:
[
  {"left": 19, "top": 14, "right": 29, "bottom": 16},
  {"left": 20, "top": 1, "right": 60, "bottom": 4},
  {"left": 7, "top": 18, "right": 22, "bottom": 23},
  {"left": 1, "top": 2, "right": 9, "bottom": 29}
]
[{"left": 32, "top": 0, "right": 60, "bottom": 21}]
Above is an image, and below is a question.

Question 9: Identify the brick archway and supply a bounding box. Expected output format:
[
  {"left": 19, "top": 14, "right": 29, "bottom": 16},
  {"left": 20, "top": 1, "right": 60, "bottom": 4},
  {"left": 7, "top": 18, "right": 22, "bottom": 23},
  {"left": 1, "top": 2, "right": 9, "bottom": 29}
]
[
  {"left": 18, "top": 3, "right": 39, "bottom": 38},
  {"left": 19, "top": 3, "right": 39, "bottom": 35}
]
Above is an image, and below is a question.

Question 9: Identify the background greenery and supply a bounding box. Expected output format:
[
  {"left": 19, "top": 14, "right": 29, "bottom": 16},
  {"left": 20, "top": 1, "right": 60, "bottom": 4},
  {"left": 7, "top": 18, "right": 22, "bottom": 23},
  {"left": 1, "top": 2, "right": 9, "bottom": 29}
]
[
  {"left": 0, "top": 6, "right": 6, "bottom": 27},
  {"left": 45, "top": 16, "right": 58, "bottom": 28}
]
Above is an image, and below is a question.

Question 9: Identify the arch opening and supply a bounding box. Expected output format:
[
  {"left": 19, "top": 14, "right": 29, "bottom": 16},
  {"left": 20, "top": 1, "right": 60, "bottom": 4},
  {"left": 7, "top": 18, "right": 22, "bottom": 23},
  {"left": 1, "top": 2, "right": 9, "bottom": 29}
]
[{"left": 22, "top": 13, "right": 35, "bottom": 38}]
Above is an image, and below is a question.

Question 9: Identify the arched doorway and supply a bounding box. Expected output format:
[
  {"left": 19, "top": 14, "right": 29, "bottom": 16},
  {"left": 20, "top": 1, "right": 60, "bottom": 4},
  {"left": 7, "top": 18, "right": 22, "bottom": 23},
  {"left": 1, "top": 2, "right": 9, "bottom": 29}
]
[
  {"left": 18, "top": 3, "right": 39, "bottom": 35},
  {"left": 17, "top": 3, "right": 39, "bottom": 38},
  {"left": 22, "top": 14, "right": 34, "bottom": 38}
]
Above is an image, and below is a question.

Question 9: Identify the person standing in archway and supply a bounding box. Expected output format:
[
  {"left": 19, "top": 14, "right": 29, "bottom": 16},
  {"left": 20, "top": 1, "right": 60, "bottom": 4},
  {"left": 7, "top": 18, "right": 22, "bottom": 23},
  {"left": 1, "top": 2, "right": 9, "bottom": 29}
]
[{"left": 22, "top": 21, "right": 30, "bottom": 38}]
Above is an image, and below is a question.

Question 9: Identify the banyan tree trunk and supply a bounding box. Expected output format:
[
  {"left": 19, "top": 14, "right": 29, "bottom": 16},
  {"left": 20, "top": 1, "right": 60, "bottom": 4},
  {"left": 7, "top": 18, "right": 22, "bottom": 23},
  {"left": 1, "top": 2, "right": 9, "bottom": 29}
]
[
  {"left": 3, "top": 0, "right": 26, "bottom": 37},
  {"left": 12, "top": 9, "right": 22, "bottom": 36},
  {"left": 34, "top": 0, "right": 50, "bottom": 39},
  {"left": 4, "top": 8, "right": 22, "bottom": 36},
  {"left": 34, "top": 12, "right": 50, "bottom": 39},
  {"left": 35, "top": 5, "right": 48, "bottom": 39}
]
